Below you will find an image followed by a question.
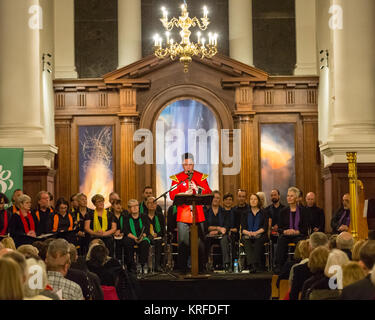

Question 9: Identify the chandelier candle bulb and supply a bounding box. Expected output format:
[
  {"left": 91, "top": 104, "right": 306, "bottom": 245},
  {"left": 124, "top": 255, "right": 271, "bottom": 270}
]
[{"left": 153, "top": 2, "right": 217, "bottom": 72}]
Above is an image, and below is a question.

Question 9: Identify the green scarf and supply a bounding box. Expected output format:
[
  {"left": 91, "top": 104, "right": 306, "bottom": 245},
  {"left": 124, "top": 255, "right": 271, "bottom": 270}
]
[
  {"left": 154, "top": 215, "right": 161, "bottom": 234},
  {"left": 129, "top": 217, "right": 150, "bottom": 243}
]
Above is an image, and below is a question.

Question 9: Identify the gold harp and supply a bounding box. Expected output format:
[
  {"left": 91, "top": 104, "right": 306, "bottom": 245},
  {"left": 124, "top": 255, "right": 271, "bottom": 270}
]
[{"left": 347, "top": 152, "right": 368, "bottom": 240}]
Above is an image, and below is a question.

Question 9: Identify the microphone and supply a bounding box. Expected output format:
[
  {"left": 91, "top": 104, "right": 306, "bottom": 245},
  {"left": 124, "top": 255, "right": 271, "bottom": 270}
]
[{"left": 187, "top": 170, "right": 193, "bottom": 182}]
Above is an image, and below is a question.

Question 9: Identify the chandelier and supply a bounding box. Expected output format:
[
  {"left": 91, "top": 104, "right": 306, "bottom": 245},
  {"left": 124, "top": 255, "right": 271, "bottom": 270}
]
[{"left": 153, "top": 2, "right": 218, "bottom": 73}]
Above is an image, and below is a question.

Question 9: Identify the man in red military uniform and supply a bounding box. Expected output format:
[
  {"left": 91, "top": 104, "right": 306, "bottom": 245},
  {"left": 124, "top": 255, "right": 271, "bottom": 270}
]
[{"left": 169, "top": 153, "right": 212, "bottom": 273}]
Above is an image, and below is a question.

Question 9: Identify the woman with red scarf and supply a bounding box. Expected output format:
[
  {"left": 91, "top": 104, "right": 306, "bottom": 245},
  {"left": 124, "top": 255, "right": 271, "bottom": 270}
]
[
  {"left": 0, "top": 193, "right": 11, "bottom": 236},
  {"left": 9, "top": 194, "right": 37, "bottom": 247}
]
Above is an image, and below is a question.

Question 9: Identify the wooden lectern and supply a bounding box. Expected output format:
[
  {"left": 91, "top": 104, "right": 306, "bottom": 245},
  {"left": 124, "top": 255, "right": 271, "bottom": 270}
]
[{"left": 173, "top": 193, "right": 213, "bottom": 278}]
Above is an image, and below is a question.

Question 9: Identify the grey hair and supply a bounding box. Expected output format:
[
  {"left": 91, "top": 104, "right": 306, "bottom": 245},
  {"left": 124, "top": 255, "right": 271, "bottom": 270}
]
[{"left": 309, "top": 232, "right": 329, "bottom": 250}]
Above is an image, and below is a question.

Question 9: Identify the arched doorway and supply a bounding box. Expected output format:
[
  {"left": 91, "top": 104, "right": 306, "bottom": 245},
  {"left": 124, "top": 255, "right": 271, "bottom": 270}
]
[{"left": 155, "top": 99, "right": 219, "bottom": 204}]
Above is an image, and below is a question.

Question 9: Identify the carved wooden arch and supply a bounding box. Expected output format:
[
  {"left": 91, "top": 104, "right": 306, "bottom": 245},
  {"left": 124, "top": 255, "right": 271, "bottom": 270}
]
[{"left": 138, "top": 84, "right": 235, "bottom": 195}]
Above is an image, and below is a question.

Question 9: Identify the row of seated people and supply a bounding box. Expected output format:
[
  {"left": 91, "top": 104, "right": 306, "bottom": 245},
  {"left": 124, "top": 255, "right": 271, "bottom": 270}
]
[
  {"left": 0, "top": 185, "right": 353, "bottom": 275},
  {"left": 0, "top": 237, "right": 138, "bottom": 300},
  {"left": 274, "top": 231, "right": 375, "bottom": 300}
]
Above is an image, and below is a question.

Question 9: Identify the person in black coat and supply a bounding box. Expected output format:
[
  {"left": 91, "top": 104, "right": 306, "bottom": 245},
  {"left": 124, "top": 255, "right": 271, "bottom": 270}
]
[
  {"left": 275, "top": 187, "right": 309, "bottom": 273},
  {"left": 341, "top": 240, "right": 375, "bottom": 300},
  {"left": 305, "top": 192, "right": 325, "bottom": 234},
  {"left": 241, "top": 193, "right": 268, "bottom": 273}
]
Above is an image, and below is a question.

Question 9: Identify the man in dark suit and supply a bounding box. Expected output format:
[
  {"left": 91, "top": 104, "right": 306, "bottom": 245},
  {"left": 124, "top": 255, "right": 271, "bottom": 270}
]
[
  {"left": 305, "top": 192, "right": 325, "bottom": 234},
  {"left": 341, "top": 240, "right": 375, "bottom": 300}
]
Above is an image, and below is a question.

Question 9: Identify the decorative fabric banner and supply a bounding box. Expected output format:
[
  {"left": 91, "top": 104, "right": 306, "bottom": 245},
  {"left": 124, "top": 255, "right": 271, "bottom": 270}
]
[{"left": 0, "top": 148, "right": 24, "bottom": 208}]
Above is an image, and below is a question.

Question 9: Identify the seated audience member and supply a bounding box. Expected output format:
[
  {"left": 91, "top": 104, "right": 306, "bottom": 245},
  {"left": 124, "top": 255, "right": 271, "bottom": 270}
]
[
  {"left": 24, "top": 257, "right": 55, "bottom": 300},
  {"left": 342, "top": 262, "right": 366, "bottom": 288},
  {"left": 124, "top": 199, "right": 150, "bottom": 274},
  {"left": 46, "top": 239, "right": 84, "bottom": 300},
  {"left": 66, "top": 243, "right": 102, "bottom": 300},
  {"left": 75, "top": 193, "right": 93, "bottom": 256},
  {"left": 341, "top": 240, "right": 375, "bottom": 300},
  {"left": 305, "top": 192, "right": 325, "bottom": 233},
  {"left": 69, "top": 193, "right": 79, "bottom": 219},
  {"left": 256, "top": 191, "right": 267, "bottom": 209},
  {"left": 2, "top": 250, "right": 27, "bottom": 283},
  {"left": 143, "top": 196, "right": 166, "bottom": 272},
  {"left": 0, "top": 257, "right": 24, "bottom": 300},
  {"left": 51, "top": 198, "right": 76, "bottom": 243},
  {"left": 17, "top": 244, "right": 39, "bottom": 257},
  {"left": 329, "top": 234, "right": 338, "bottom": 250},
  {"left": 275, "top": 187, "right": 309, "bottom": 273},
  {"left": 289, "top": 232, "right": 328, "bottom": 300},
  {"left": 232, "top": 189, "right": 249, "bottom": 261},
  {"left": 352, "top": 239, "right": 366, "bottom": 262},
  {"left": 0, "top": 193, "right": 10, "bottom": 236},
  {"left": 8, "top": 194, "right": 37, "bottom": 247},
  {"left": 111, "top": 199, "right": 128, "bottom": 260},
  {"left": 265, "top": 189, "right": 285, "bottom": 243},
  {"left": 86, "top": 238, "right": 106, "bottom": 261},
  {"left": 368, "top": 230, "right": 375, "bottom": 240},
  {"left": 336, "top": 232, "right": 354, "bottom": 260},
  {"left": 7, "top": 189, "right": 23, "bottom": 217},
  {"left": 309, "top": 249, "right": 349, "bottom": 300},
  {"left": 139, "top": 186, "right": 163, "bottom": 216},
  {"left": 277, "top": 239, "right": 309, "bottom": 288},
  {"left": 301, "top": 246, "right": 330, "bottom": 300},
  {"left": 331, "top": 193, "right": 351, "bottom": 234},
  {"left": 84, "top": 194, "right": 116, "bottom": 257},
  {"left": 68, "top": 243, "right": 103, "bottom": 300},
  {"left": 241, "top": 193, "right": 268, "bottom": 273},
  {"left": 33, "top": 191, "right": 54, "bottom": 235},
  {"left": 1, "top": 236, "right": 16, "bottom": 250},
  {"left": 87, "top": 244, "right": 130, "bottom": 300},
  {"left": 32, "top": 240, "right": 50, "bottom": 261},
  {"left": 205, "top": 191, "right": 231, "bottom": 272}
]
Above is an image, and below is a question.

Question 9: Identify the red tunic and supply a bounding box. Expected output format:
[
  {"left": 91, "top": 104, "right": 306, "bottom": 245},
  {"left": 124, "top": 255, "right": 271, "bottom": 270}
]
[{"left": 169, "top": 170, "right": 212, "bottom": 223}]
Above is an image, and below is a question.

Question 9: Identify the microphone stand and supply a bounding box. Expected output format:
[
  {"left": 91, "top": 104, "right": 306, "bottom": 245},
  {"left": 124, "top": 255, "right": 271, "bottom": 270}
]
[{"left": 153, "top": 176, "right": 191, "bottom": 278}]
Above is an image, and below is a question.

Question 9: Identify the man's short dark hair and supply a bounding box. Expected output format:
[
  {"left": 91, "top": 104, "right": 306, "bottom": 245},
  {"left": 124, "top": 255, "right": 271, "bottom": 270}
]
[
  {"left": 359, "top": 240, "right": 375, "bottom": 270},
  {"left": 271, "top": 189, "right": 280, "bottom": 195},
  {"left": 182, "top": 152, "right": 194, "bottom": 163},
  {"left": 223, "top": 193, "right": 233, "bottom": 200},
  {"left": 143, "top": 186, "right": 152, "bottom": 192},
  {"left": 70, "top": 193, "right": 78, "bottom": 202}
]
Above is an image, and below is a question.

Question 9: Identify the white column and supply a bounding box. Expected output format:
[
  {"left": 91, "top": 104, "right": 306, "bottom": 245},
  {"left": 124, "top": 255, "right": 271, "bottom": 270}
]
[
  {"left": 229, "top": 0, "right": 253, "bottom": 66},
  {"left": 320, "top": 0, "right": 375, "bottom": 166},
  {"left": 294, "top": 0, "right": 318, "bottom": 75},
  {"left": 54, "top": 0, "right": 78, "bottom": 78},
  {"left": 118, "top": 0, "right": 142, "bottom": 68},
  {"left": 0, "top": 0, "right": 57, "bottom": 167}
]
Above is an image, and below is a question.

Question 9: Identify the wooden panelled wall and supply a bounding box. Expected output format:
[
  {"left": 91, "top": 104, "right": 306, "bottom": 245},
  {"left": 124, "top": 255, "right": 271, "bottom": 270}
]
[{"left": 53, "top": 57, "right": 323, "bottom": 227}]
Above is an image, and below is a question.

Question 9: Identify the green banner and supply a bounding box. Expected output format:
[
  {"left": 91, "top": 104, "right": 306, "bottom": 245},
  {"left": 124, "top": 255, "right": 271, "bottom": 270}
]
[{"left": 0, "top": 148, "right": 24, "bottom": 208}]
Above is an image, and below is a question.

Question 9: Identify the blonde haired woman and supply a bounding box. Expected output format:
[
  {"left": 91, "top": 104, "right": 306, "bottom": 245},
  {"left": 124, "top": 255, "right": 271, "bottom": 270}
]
[
  {"left": 1, "top": 236, "right": 16, "bottom": 250},
  {"left": 84, "top": 194, "right": 116, "bottom": 256},
  {"left": 342, "top": 262, "right": 366, "bottom": 288},
  {"left": 0, "top": 257, "right": 24, "bottom": 300},
  {"left": 8, "top": 194, "right": 37, "bottom": 247}
]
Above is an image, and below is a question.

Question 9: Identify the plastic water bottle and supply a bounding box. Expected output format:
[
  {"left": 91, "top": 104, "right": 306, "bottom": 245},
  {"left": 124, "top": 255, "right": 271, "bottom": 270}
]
[{"left": 234, "top": 259, "right": 239, "bottom": 273}]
